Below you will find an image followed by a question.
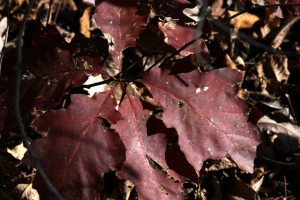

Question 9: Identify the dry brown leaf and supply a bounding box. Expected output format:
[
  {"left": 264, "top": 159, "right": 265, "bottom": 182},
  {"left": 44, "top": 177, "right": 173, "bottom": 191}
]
[
  {"left": 211, "top": 175, "right": 222, "bottom": 200},
  {"left": 224, "top": 54, "right": 245, "bottom": 70},
  {"left": 251, "top": 167, "right": 265, "bottom": 192},
  {"left": 17, "top": 0, "right": 27, "bottom": 7},
  {"left": 7, "top": 143, "right": 27, "bottom": 160},
  {"left": 211, "top": 0, "right": 226, "bottom": 17},
  {"left": 225, "top": 54, "right": 237, "bottom": 69},
  {"left": 267, "top": 55, "right": 289, "bottom": 83},
  {"left": 272, "top": 16, "right": 300, "bottom": 49},
  {"left": 228, "top": 11, "right": 260, "bottom": 30},
  {"left": 183, "top": 4, "right": 201, "bottom": 22},
  {"left": 257, "top": 116, "right": 300, "bottom": 155},
  {"left": 80, "top": 6, "right": 91, "bottom": 38},
  {"left": 13, "top": 184, "right": 39, "bottom": 200},
  {"left": 122, "top": 180, "right": 135, "bottom": 200},
  {"left": 259, "top": 7, "right": 281, "bottom": 38},
  {"left": 208, "top": 157, "right": 237, "bottom": 171},
  {"left": 227, "top": 178, "right": 259, "bottom": 200},
  {"left": 255, "top": 54, "right": 290, "bottom": 91}
]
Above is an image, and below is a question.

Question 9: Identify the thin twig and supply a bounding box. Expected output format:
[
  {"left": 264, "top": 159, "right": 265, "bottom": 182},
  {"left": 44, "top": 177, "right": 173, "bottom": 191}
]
[
  {"left": 285, "top": 94, "right": 298, "bottom": 123},
  {"left": 195, "top": 0, "right": 214, "bottom": 71},
  {"left": 46, "top": 0, "right": 54, "bottom": 25},
  {"left": 284, "top": 176, "right": 287, "bottom": 199},
  {"left": 79, "top": 77, "right": 113, "bottom": 88},
  {"left": 54, "top": 0, "right": 64, "bottom": 24},
  {"left": 80, "top": 54, "right": 147, "bottom": 89},
  {"left": 144, "top": 3, "right": 300, "bottom": 74},
  {"left": 143, "top": 35, "right": 203, "bottom": 74},
  {"left": 15, "top": 0, "right": 63, "bottom": 199},
  {"left": 208, "top": 16, "right": 300, "bottom": 58},
  {"left": 225, "top": 3, "right": 300, "bottom": 23}
]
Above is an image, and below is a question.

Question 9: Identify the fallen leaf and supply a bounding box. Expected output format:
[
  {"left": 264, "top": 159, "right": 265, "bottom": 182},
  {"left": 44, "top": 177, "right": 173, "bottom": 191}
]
[
  {"left": 140, "top": 63, "right": 260, "bottom": 173},
  {"left": 93, "top": 0, "right": 147, "bottom": 69},
  {"left": 24, "top": 91, "right": 125, "bottom": 199},
  {"left": 113, "top": 96, "right": 184, "bottom": 199},
  {"left": 13, "top": 183, "right": 40, "bottom": 200},
  {"left": 271, "top": 16, "right": 300, "bottom": 49},
  {"left": 80, "top": 6, "right": 91, "bottom": 38},
  {"left": 0, "top": 25, "right": 106, "bottom": 127},
  {"left": 153, "top": 0, "right": 210, "bottom": 56},
  {"left": 257, "top": 116, "right": 300, "bottom": 155},
  {"left": 227, "top": 177, "right": 259, "bottom": 200},
  {"left": 7, "top": 143, "right": 27, "bottom": 160},
  {"left": 228, "top": 11, "right": 260, "bottom": 30}
]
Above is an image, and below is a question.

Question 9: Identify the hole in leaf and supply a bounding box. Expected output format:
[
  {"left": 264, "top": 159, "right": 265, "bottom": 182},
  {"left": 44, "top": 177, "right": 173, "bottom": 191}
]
[
  {"left": 146, "top": 155, "right": 163, "bottom": 171},
  {"left": 97, "top": 117, "right": 112, "bottom": 129},
  {"left": 177, "top": 101, "right": 185, "bottom": 108}
]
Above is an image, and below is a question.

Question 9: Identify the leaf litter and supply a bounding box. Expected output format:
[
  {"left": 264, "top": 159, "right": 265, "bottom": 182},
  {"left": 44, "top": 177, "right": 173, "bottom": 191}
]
[{"left": 1, "top": 0, "right": 300, "bottom": 199}]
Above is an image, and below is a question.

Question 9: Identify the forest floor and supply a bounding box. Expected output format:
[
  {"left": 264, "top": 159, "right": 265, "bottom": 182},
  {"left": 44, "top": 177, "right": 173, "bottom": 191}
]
[{"left": 0, "top": 0, "right": 300, "bottom": 199}]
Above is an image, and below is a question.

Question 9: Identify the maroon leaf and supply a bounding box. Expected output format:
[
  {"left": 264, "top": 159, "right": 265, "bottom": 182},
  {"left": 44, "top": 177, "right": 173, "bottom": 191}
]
[
  {"left": 0, "top": 25, "right": 106, "bottom": 115},
  {"left": 151, "top": 0, "right": 210, "bottom": 56},
  {"left": 24, "top": 91, "right": 125, "bottom": 199},
  {"left": 112, "top": 96, "right": 183, "bottom": 199},
  {"left": 140, "top": 64, "right": 260, "bottom": 173},
  {"left": 94, "top": 0, "right": 147, "bottom": 69}
]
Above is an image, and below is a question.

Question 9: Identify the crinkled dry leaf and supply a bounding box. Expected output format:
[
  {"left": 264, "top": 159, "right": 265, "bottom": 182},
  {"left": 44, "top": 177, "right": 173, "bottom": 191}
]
[
  {"left": 208, "top": 157, "right": 237, "bottom": 171},
  {"left": 7, "top": 143, "right": 27, "bottom": 160},
  {"left": 227, "top": 178, "right": 259, "bottom": 200},
  {"left": 250, "top": 167, "right": 265, "bottom": 192},
  {"left": 229, "top": 11, "right": 260, "bottom": 30},
  {"left": 272, "top": 16, "right": 300, "bottom": 49},
  {"left": 80, "top": 7, "right": 91, "bottom": 38},
  {"left": 258, "top": 116, "right": 300, "bottom": 155},
  {"left": 13, "top": 184, "right": 40, "bottom": 200}
]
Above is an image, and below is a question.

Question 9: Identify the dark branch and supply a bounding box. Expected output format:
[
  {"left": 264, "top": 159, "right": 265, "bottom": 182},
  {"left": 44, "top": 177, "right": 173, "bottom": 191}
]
[
  {"left": 225, "top": 3, "right": 300, "bottom": 23},
  {"left": 14, "top": 0, "right": 63, "bottom": 199}
]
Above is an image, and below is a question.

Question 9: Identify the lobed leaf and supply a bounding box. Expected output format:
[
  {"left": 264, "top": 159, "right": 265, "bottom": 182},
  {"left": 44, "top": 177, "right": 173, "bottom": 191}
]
[
  {"left": 140, "top": 64, "right": 260, "bottom": 173},
  {"left": 25, "top": 91, "right": 125, "bottom": 199},
  {"left": 113, "top": 96, "right": 183, "bottom": 199},
  {"left": 94, "top": 0, "right": 147, "bottom": 69}
]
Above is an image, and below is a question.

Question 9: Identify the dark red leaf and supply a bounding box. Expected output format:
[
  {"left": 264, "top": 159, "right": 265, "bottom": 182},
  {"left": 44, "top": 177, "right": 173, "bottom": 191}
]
[
  {"left": 140, "top": 64, "right": 260, "bottom": 173},
  {"left": 0, "top": 25, "right": 106, "bottom": 114},
  {"left": 113, "top": 96, "right": 184, "bottom": 199},
  {"left": 94, "top": 0, "right": 147, "bottom": 69},
  {"left": 151, "top": 0, "right": 210, "bottom": 56},
  {"left": 23, "top": 91, "right": 125, "bottom": 199}
]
